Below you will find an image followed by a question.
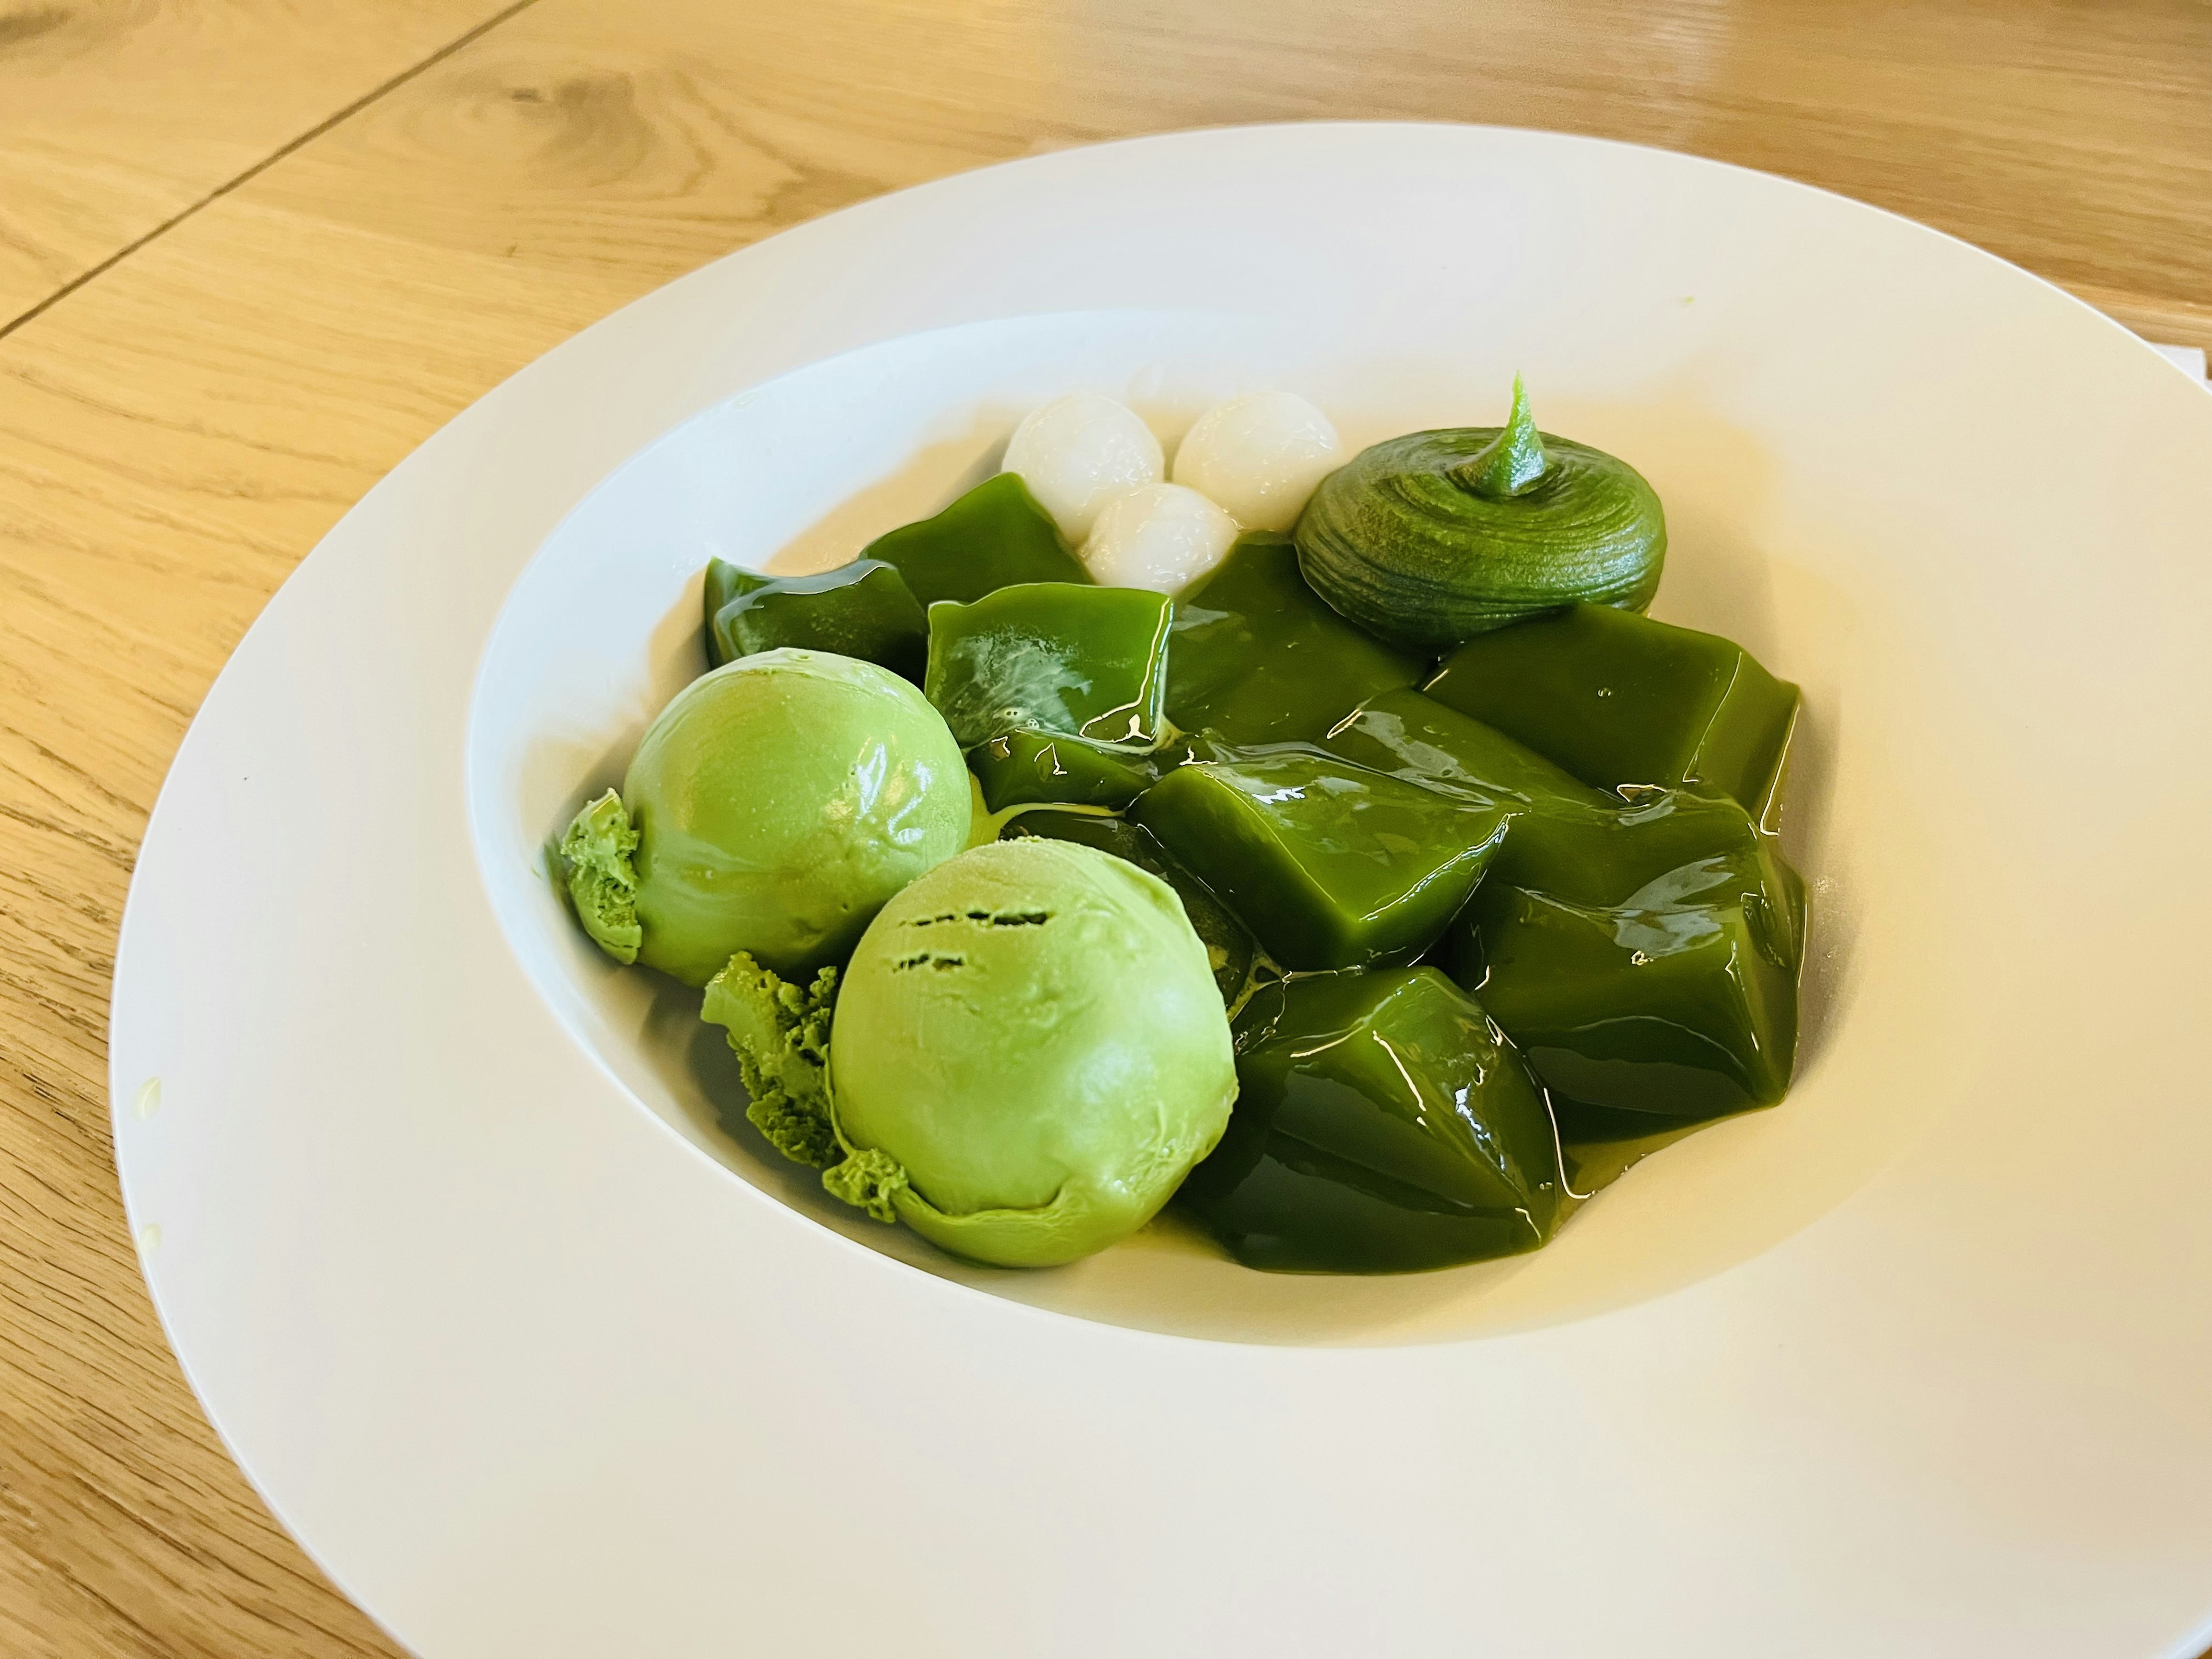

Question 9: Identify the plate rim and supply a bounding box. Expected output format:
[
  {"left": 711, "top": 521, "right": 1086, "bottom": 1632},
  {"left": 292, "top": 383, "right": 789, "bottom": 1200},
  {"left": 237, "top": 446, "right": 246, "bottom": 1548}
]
[{"left": 108, "top": 119, "right": 2212, "bottom": 1659}]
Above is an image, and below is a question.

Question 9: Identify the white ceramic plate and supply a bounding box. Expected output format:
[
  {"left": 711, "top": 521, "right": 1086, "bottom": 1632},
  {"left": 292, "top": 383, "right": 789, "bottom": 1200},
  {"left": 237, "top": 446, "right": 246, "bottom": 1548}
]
[{"left": 111, "top": 124, "right": 2212, "bottom": 1657}]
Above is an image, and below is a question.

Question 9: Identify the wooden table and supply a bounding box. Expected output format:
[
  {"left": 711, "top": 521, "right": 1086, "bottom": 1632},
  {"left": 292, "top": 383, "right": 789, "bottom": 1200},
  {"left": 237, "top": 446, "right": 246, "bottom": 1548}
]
[{"left": 2, "top": 3, "right": 2206, "bottom": 1653}]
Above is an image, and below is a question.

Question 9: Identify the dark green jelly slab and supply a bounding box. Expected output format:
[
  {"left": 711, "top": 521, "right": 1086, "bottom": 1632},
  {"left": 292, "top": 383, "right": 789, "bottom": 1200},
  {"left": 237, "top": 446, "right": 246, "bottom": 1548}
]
[
  {"left": 702, "top": 557, "right": 928, "bottom": 681},
  {"left": 1449, "top": 788, "right": 1805, "bottom": 1132},
  {"left": 1165, "top": 531, "right": 1421, "bottom": 753},
  {"left": 1317, "top": 685, "right": 1611, "bottom": 809},
  {"left": 859, "top": 473, "right": 1090, "bottom": 607},
  {"left": 1424, "top": 603, "right": 1800, "bottom": 816},
  {"left": 702, "top": 555, "right": 759, "bottom": 640},
  {"left": 969, "top": 728, "right": 1159, "bottom": 813},
  {"left": 1134, "top": 751, "right": 1506, "bottom": 971},
  {"left": 1176, "top": 968, "right": 1565, "bottom": 1273},
  {"left": 998, "top": 809, "right": 1253, "bottom": 1003},
  {"left": 925, "top": 582, "right": 1172, "bottom": 749},
  {"left": 1484, "top": 787, "right": 1805, "bottom": 964}
]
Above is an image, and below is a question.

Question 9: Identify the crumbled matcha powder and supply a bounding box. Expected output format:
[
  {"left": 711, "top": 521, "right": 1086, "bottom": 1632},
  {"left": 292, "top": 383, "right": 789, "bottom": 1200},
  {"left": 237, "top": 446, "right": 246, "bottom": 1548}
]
[{"left": 701, "top": 952, "right": 841, "bottom": 1168}]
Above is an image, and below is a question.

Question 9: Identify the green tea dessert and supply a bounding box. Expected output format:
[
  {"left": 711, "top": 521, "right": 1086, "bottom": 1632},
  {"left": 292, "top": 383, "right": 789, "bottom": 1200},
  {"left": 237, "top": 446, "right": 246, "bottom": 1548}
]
[
  {"left": 1296, "top": 378, "right": 1666, "bottom": 651},
  {"left": 703, "top": 558, "right": 928, "bottom": 683},
  {"left": 1135, "top": 751, "right": 1506, "bottom": 970},
  {"left": 968, "top": 728, "right": 1161, "bottom": 814},
  {"left": 827, "top": 838, "right": 1236, "bottom": 1268},
  {"left": 1425, "top": 603, "right": 1800, "bottom": 813},
  {"left": 998, "top": 809, "right": 1256, "bottom": 1005},
  {"left": 1450, "top": 787, "right": 1804, "bottom": 1135},
  {"left": 860, "top": 472, "right": 1091, "bottom": 606},
  {"left": 1166, "top": 531, "right": 1421, "bottom": 753},
  {"left": 1177, "top": 969, "right": 1565, "bottom": 1273},
  {"left": 556, "top": 649, "right": 970, "bottom": 986},
  {"left": 925, "top": 582, "right": 1172, "bottom": 749},
  {"left": 553, "top": 384, "right": 1817, "bottom": 1283}
]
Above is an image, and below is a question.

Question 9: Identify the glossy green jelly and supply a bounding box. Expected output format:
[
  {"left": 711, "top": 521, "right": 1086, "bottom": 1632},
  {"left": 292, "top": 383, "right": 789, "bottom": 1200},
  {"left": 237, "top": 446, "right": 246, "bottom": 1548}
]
[
  {"left": 1176, "top": 968, "right": 1565, "bottom": 1272},
  {"left": 1449, "top": 788, "right": 1805, "bottom": 1134},
  {"left": 1425, "top": 604, "right": 1800, "bottom": 815},
  {"left": 925, "top": 582, "right": 1172, "bottom": 750},
  {"left": 702, "top": 554, "right": 752, "bottom": 635},
  {"left": 1484, "top": 787, "right": 1805, "bottom": 959},
  {"left": 860, "top": 473, "right": 1090, "bottom": 607},
  {"left": 1134, "top": 751, "right": 1505, "bottom": 971},
  {"left": 1165, "top": 532, "right": 1421, "bottom": 753},
  {"left": 1316, "top": 685, "right": 1611, "bottom": 810},
  {"left": 702, "top": 558, "right": 928, "bottom": 681},
  {"left": 998, "top": 809, "right": 1255, "bottom": 1004},
  {"left": 968, "top": 728, "right": 1159, "bottom": 813}
]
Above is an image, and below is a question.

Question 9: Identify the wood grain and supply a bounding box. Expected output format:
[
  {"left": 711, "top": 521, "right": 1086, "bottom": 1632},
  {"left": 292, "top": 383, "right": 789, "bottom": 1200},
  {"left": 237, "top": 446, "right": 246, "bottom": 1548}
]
[
  {"left": 0, "top": 0, "right": 528, "bottom": 327},
  {"left": 0, "top": 2, "right": 2206, "bottom": 1655}
]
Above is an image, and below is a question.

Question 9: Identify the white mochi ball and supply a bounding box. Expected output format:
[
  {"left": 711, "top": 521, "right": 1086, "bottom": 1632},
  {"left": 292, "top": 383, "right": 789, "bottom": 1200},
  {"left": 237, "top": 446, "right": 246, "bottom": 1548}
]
[
  {"left": 1080, "top": 483, "right": 1241, "bottom": 594},
  {"left": 1170, "top": 391, "right": 1346, "bottom": 532},
  {"left": 1000, "top": 394, "right": 1165, "bottom": 541}
]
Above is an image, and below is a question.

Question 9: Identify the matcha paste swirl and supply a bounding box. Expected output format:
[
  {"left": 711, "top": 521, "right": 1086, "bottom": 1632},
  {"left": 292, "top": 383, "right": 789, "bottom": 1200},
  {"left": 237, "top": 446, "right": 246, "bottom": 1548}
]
[{"left": 1295, "top": 376, "right": 1666, "bottom": 651}]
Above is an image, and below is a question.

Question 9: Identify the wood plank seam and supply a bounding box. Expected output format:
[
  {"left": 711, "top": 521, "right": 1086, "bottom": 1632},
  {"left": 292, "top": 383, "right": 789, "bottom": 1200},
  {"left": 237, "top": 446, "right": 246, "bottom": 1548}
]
[{"left": 0, "top": 0, "right": 547, "bottom": 344}]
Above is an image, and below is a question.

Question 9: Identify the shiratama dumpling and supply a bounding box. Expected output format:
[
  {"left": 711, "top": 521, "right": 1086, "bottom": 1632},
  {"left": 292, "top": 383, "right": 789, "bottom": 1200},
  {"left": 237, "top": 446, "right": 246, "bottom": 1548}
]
[
  {"left": 1080, "top": 482, "right": 1239, "bottom": 594},
  {"left": 1001, "top": 393, "right": 1164, "bottom": 542},
  {"left": 1171, "top": 391, "right": 1346, "bottom": 533}
]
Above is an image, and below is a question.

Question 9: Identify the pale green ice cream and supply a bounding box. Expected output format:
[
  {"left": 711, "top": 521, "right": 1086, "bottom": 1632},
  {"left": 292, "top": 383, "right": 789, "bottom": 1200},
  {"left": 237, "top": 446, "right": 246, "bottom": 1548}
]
[
  {"left": 560, "top": 649, "right": 970, "bottom": 986},
  {"left": 827, "top": 837, "right": 1237, "bottom": 1267}
]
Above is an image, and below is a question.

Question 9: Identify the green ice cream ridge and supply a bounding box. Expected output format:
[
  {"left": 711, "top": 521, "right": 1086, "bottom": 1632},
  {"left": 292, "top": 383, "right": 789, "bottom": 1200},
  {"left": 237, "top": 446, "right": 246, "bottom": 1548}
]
[
  {"left": 557, "top": 789, "right": 642, "bottom": 964},
  {"left": 701, "top": 952, "right": 841, "bottom": 1168},
  {"left": 823, "top": 1147, "right": 909, "bottom": 1223}
]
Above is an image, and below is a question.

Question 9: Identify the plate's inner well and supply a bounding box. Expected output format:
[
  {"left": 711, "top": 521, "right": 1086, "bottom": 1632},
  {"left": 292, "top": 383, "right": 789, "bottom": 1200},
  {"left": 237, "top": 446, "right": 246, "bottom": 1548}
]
[{"left": 469, "top": 310, "right": 1948, "bottom": 1346}]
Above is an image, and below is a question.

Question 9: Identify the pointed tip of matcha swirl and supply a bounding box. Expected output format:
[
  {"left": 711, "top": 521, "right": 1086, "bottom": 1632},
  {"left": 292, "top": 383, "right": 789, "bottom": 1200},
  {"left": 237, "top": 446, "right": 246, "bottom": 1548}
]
[{"left": 1448, "top": 374, "right": 1547, "bottom": 500}]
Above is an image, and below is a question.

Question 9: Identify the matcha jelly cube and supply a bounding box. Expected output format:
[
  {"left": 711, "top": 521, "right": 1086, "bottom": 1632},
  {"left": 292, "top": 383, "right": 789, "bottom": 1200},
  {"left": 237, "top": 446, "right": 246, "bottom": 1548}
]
[
  {"left": 861, "top": 473, "right": 1091, "bottom": 607},
  {"left": 999, "top": 809, "right": 1254, "bottom": 1005},
  {"left": 1449, "top": 788, "right": 1806, "bottom": 1135},
  {"left": 968, "top": 728, "right": 1160, "bottom": 813},
  {"left": 1484, "top": 787, "right": 1806, "bottom": 968},
  {"left": 702, "top": 554, "right": 760, "bottom": 641},
  {"left": 703, "top": 558, "right": 929, "bottom": 682},
  {"left": 925, "top": 582, "right": 1172, "bottom": 749},
  {"left": 1317, "top": 685, "right": 1613, "bottom": 810},
  {"left": 1134, "top": 751, "right": 1505, "bottom": 970},
  {"left": 1166, "top": 531, "right": 1421, "bottom": 754},
  {"left": 1424, "top": 603, "right": 1800, "bottom": 815},
  {"left": 1176, "top": 968, "right": 1566, "bottom": 1273}
]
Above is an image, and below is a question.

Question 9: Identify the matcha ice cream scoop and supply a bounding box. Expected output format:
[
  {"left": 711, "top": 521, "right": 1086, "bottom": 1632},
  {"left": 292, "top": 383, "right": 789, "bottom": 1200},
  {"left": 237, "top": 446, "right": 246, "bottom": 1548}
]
[
  {"left": 558, "top": 648, "right": 969, "bottom": 986},
  {"left": 827, "top": 838, "right": 1237, "bottom": 1267}
]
